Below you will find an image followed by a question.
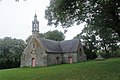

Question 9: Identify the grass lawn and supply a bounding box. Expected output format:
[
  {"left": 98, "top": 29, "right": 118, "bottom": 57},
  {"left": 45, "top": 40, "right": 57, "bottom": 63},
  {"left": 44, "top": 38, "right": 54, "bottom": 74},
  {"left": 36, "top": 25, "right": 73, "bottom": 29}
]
[{"left": 0, "top": 58, "right": 120, "bottom": 80}]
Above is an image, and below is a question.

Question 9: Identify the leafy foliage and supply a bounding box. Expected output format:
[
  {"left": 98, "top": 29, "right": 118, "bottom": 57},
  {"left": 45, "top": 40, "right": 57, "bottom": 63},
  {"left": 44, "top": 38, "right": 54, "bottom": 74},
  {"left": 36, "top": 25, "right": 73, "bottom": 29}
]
[
  {"left": 26, "top": 30, "right": 65, "bottom": 44},
  {"left": 74, "top": 25, "right": 120, "bottom": 59},
  {"left": 45, "top": 0, "right": 120, "bottom": 37},
  {"left": 0, "top": 37, "right": 26, "bottom": 69},
  {"left": 44, "top": 30, "right": 65, "bottom": 41}
]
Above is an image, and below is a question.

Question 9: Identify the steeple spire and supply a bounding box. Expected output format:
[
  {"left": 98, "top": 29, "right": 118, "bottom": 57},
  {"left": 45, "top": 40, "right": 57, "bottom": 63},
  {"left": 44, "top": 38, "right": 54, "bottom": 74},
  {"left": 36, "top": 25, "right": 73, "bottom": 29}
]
[
  {"left": 34, "top": 12, "right": 37, "bottom": 20},
  {"left": 32, "top": 13, "right": 39, "bottom": 35}
]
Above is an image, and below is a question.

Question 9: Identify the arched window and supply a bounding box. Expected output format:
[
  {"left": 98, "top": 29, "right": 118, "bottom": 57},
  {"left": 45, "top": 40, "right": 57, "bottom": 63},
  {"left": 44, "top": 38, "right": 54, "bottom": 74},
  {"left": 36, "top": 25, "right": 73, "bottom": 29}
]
[{"left": 33, "top": 44, "right": 35, "bottom": 49}]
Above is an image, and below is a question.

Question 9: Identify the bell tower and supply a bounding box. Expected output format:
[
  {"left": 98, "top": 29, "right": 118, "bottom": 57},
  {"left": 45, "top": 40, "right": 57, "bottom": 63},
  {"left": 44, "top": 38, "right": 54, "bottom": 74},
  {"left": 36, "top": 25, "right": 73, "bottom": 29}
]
[{"left": 32, "top": 13, "right": 39, "bottom": 37}]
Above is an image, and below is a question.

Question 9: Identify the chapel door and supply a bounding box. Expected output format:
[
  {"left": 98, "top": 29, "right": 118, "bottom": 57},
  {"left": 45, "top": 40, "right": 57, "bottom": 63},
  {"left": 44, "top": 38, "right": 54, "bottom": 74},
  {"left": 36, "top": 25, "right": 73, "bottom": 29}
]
[
  {"left": 32, "top": 58, "right": 36, "bottom": 67},
  {"left": 69, "top": 57, "right": 73, "bottom": 64}
]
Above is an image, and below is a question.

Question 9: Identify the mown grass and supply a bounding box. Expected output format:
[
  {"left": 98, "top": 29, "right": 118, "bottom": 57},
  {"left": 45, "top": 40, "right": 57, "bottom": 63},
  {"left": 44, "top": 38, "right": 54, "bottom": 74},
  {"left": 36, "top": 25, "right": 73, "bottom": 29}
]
[{"left": 0, "top": 58, "right": 120, "bottom": 80}]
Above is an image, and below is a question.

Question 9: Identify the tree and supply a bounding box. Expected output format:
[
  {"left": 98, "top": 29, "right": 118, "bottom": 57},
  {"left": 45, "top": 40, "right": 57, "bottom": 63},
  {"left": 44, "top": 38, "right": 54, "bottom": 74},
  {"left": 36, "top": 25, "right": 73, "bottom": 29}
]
[
  {"left": 26, "top": 30, "right": 65, "bottom": 43},
  {"left": 0, "top": 37, "right": 26, "bottom": 69},
  {"left": 74, "top": 25, "right": 120, "bottom": 59},
  {"left": 74, "top": 27, "right": 98, "bottom": 60},
  {"left": 45, "top": 0, "right": 120, "bottom": 37},
  {"left": 44, "top": 30, "right": 65, "bottom": 41}
]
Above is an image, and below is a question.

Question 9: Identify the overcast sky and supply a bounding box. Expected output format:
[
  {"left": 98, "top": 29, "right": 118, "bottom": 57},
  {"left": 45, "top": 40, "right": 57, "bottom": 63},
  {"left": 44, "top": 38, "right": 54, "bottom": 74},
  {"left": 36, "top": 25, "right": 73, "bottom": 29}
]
[{"left": 0, "top": 0, "right": 84, "bottom": 40}]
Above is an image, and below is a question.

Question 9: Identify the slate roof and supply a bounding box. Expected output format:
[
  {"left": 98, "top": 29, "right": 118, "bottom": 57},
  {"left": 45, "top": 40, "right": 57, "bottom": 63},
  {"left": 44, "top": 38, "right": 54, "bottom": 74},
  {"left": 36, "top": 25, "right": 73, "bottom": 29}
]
[
  {"left": 60, "top": 39, "right": 79, "bottom": 53},
  {"left": 39, "top": 38, "right": 80, "bottom": 53},
  {"left": 39, "top": 38, "right": 62, "bottom": 53}
]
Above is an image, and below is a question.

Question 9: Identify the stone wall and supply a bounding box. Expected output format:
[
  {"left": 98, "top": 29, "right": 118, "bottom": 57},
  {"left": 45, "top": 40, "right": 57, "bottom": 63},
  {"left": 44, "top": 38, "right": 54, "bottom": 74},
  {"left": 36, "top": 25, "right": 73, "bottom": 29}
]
[
  {"left": 21, "top": 37, "right": 87, "bottom": 67},
  {"left": 63, "top": 53, "right": 77, "bottom": 63},
  {"left": 47, "top": 53, "right": 63, "bottom": 65},
  {"left": 21, "top": 37, "right": 47, "bottom": 67},
  {"left": 46, "top": 53, "right": 78, "bottom": 65}
]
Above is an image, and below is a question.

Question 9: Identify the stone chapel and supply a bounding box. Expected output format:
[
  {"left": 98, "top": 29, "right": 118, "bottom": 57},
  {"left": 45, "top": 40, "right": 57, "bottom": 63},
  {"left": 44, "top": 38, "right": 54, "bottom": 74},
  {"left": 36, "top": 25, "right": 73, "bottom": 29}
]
[{"left": 20, "top": 14, "right": 86, "bottom": 67}]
